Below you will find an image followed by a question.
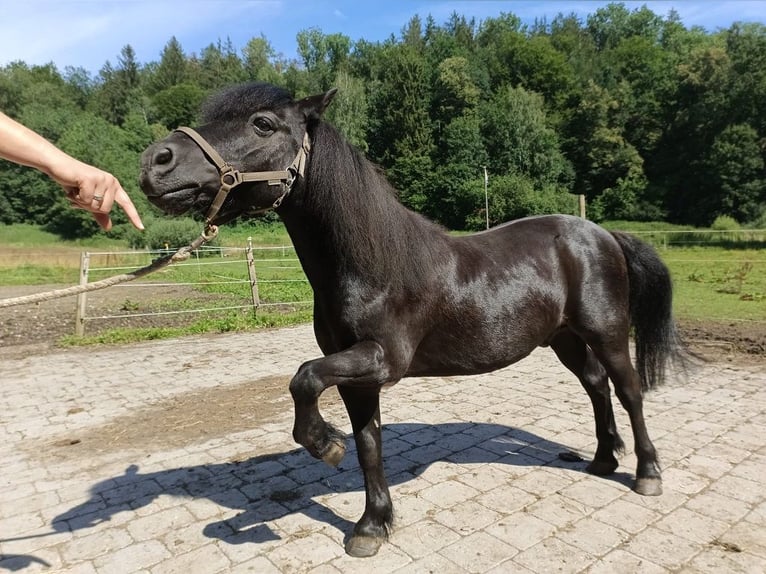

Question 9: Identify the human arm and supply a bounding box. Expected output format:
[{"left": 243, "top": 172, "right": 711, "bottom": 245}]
[{"left": 0, "top": 111, "right": 144, "bottom": 231}]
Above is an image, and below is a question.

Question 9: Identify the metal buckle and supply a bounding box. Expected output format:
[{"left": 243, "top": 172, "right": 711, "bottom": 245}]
[{"left": 220, "top": 166, "right": 242, "bottom": 190}]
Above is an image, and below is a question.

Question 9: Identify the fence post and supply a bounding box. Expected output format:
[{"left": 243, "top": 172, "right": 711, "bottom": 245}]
[
  {"left": 75, "top": 251, "right": 90, "bottom": 336},
  {"left": 246, "top": 237, "right": 260, "bottom": 316}
]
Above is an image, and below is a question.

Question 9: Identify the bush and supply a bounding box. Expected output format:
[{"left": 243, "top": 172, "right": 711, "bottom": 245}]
[
  {"left": 128, "top": 217, "right": 219, "bottom": 250},
  {"left": 747, "top": 207, "right": 766, "bottom": 229},
  {"left": 711, "top": 215, "right": 741, "bottom": 231}
]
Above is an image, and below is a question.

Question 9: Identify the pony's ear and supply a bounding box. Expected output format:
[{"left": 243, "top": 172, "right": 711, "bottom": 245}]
[{"left": 299, "top": 88, "right": 338, "bottom": 121}]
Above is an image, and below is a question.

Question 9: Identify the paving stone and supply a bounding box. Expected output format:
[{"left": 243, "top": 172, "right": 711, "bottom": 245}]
[
  {"left": 654, "top": 507, "right": 730, "bottom": 545},
  {"left": 513, "top": 536, "right": 596, "bottom": 573},
  {"left": 92, "top": 539, "right": 170, "bottom": 574},
  {"left": 389, "top": 519, "right": 460, "bottom": 559},
  {"left": 556, "top": 516, "right": 630, "bottom": 556},
  {"left": 439, "top": 531, "right": 519, "bottom": 573},
  {"left": 621, "top": 526, "right": 702, "bottom": 569},
  {"left": 148, "top": 543, "right": 230, "bottom": 574},
  {"left": 587, "top": 549, "right": 667, "bottom": 574}
]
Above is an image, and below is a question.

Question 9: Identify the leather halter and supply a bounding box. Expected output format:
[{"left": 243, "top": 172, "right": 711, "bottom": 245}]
[{"left": 174, "top": 126, "right": 310, "bottom": 227}]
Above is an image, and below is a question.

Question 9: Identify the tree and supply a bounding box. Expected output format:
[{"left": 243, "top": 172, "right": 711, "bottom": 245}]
[
  {"left": 243, "top": 35, "right": 281, "bottom": 83},
  {"left": 587, "top": 3, "right": 662, "bottom": 52},
  {"left": 196, "top": 38, "right": 246, "bottom": 90},
  {"left": 433, "top": 56, "right": 480, "bottom": 121},
  {"left": 477, "top": 14, "right": 575, "bottom": 107},
  {"left": 430, "top": 112, "right": 488, "bottom": 228},
  {"left": 479, "top": 86, "right": 574, "bottom": 224},
  {"left": 151, "top": 83, "right": 205, "bottom": 129},
  {"left": 481, "top": 85, "right": 571, "bottom": 189},
  {"left": 296, "top": 28, "right": 351, "bottom": 92},
  {"left": 0, "top": 160, "right": 59, "bottom": 225},
  {"left": 147, "top": 37, "right": 188, "bottom": 94},
  {"left": 475, "top": 12, "right": 524, "bottom": 92},
  {"left": 90, "top": 45, "right": 144, "bottom": 126},
  {"left": 324, "top": 70, "right": 368, "bottom": 151},
  {"left": 367, "top": 43, "right": 434, "bottom": 212},
  {"left": 63, "top": 66, "right": 94, "bottom": 108},
  {"left": 604, "top": 36, "right": 673, "bottom": 156},
  {"left": 658, "top": 43, "right": 731, "bottom": 223},
  {"left": 725, "top": 23, "right": 766, "bottom": 135},
  {"left": 701, "top": 124, "right": 766, "bottom": 223},
  {"left": 568, "top": 79, "right": 655, "bottom": 221},
  {"left": 549, "top": 12, "right": 598, "bottom": 82},
  {"left": 3, "top": 6, "right": 765, "bottom": 231}
]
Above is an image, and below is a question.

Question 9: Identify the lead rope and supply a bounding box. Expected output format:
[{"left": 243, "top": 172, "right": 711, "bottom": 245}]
[{"left": 0, "top": 225, "right": 219, "bottom": 309}]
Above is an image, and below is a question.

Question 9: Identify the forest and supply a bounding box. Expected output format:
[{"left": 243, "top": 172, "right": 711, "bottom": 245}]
[{"left": 1, "top": 3, "right": 765, "bottom": 239}]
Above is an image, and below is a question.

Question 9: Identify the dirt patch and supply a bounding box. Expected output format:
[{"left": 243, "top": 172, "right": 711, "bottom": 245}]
[
  {"left": 0, "top": 283, "right": 250, "bottom": 357},
  {"left": 31, "top": 375, "right": 295, "bottom": 462},
  {"left": 679, "top": 318, "right": 765, "bottom": 358}
]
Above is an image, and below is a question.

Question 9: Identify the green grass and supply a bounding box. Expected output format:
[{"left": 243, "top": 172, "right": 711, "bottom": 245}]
[
  {"left": 1, "top": 264, "right": 80, "bottom": 285},
  {"left": 216, "top": 221, "right": 291, "bottom": 246},
  {"left": 661, "top": 246, "right": 766, "bottom": 323},
  {"left": 59, "top": 307, "right": 313, "bottom": 347},
  {"left": 0, "top": 222, "right": 128, "bottom": 248}
]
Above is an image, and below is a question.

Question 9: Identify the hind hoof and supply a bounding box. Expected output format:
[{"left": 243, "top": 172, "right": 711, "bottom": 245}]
[
  {"left": 345, "top": 535, "right": 383, "bottom": 557},
  {"left": 634, "top": 477, "right": 662, "bottom": 496},
  {"left": 321, "top": 440, "right": 346, "bottom": 467}
]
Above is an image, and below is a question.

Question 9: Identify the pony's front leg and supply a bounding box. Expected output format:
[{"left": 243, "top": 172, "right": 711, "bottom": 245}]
[
  {"left": 289, "top": 340, "right": 390, "bottom": 467},
  {"left": 338, "top": 386, "right": 392, "bottom": 557}
]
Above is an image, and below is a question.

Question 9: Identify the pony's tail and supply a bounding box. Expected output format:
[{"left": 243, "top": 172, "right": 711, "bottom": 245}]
[{"left": 611, "top": 231, "right": 685, "bottom": 393}]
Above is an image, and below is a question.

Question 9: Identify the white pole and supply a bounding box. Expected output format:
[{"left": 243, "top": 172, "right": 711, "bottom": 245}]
[
  {"left": 483, "top": 166, "right": 489, "bottom": 230},
  {"left": 75, "top": 251, "right": 90, "bottom": 336}
]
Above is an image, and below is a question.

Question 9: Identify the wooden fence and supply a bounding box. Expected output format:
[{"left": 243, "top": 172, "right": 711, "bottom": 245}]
[{"left": 74, "top": 239, "right": 310, "bottom": 336}]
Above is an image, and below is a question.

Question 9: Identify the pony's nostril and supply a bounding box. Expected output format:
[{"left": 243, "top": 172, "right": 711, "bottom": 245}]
[{"left": 154, "top": 147, "right": 173, "bottom": 165}]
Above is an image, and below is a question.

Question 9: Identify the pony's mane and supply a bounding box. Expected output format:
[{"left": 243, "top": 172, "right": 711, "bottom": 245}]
[
  {"left": 201, "top": 83, "right": 292, "bottom": 122},
  {"left": 305, "top": 121, "right": 447, "bottom": 287}
]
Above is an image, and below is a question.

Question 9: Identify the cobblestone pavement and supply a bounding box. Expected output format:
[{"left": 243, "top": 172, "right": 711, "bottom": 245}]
[{"left": 1, "top": 325, "right": 764, "bottom": 573}]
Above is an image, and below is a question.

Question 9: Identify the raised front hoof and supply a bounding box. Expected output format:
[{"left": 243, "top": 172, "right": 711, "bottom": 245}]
[
  {"left": 586, "top": 459, "right": 619, "bottom": 476},
  {"left": 345, "top": 535, "right": 384, "bottom": 557},
  {"left": 321, "top": 440, "right": 346, "bottom": 467},
  {"left": 633, "top": 477, "right": 662, "bottom": 496}
]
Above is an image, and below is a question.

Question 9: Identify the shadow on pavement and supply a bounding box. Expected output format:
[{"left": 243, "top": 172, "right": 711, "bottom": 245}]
[{"left": 46, "top": 421, "right": 632, "bottom": 549}]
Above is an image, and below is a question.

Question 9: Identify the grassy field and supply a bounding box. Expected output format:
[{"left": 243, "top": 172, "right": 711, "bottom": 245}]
[
  {"left": 664, "top": 248, "right": 765, "bottom": 322},
  {"left": 1, "top": 222, "right": 764, "bottom": 345}
]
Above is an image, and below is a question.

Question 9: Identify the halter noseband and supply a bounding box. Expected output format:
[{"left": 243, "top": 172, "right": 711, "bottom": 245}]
[{"left": 174, "top": 126, "right": 310, "bottom": 227}]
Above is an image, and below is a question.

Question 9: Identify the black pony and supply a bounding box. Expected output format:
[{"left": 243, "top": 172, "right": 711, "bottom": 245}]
[{"left": 140, "top": 83, "right": 684, "bottom": 557}]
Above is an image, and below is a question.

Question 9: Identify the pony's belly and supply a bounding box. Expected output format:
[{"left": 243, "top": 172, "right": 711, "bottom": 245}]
[{"left": 406, "top": 336, "right": 537, "bottom": 377}]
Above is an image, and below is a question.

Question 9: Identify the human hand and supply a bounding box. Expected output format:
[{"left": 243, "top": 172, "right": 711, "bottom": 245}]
[{"left": 53, "top": 158, "right": 144, "bottom": 231}]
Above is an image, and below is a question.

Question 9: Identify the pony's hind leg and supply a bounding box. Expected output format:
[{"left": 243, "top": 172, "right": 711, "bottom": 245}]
[
  {"left": 338, "top": 386, "right": 393, "bottom": 557},
  {"left": 592, "top": 341, "right": 663, "bottom": 496},
  {"left": 550, "top": 330, "right": 625, "bottom": 476}
]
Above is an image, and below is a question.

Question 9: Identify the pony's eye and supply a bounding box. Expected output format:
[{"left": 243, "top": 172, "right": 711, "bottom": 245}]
[{"left": 252, "top": 117, "right": 273, "bottom": 134}]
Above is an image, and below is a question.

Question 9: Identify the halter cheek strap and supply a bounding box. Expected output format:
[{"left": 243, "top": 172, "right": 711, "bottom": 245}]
[{"left": 173, "top": 127, "right": 310, "bottom": 227}]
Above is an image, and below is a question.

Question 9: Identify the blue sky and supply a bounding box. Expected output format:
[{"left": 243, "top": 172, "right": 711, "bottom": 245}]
[{"left": 1, "top": 1, "right": 765, "bottom": 75}]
